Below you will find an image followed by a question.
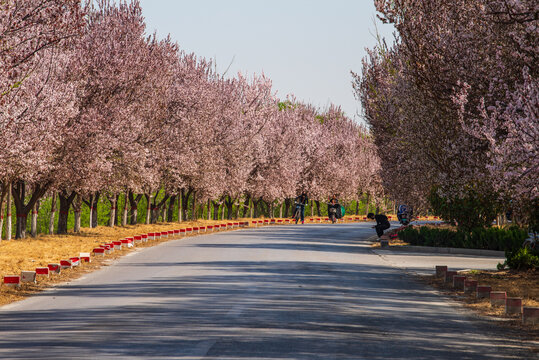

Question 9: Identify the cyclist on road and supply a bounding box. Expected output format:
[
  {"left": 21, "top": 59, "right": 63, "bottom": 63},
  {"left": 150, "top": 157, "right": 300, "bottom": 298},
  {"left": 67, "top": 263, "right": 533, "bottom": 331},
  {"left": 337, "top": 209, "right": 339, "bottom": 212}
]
[{"left": 294, "top": 191, "right": 308, "bottom": 224}]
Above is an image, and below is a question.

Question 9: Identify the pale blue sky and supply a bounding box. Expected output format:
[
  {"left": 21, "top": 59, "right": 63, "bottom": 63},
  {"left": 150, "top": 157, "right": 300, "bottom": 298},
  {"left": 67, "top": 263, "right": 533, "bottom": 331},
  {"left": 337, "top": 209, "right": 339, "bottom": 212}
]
[{"left": 139, "top": 0, "right": 395, "bottom": 123}]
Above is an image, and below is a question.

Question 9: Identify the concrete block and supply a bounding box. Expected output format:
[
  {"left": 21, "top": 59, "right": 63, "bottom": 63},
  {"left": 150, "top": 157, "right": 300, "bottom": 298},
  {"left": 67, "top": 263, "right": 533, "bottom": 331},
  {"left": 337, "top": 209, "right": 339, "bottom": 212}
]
[
  {"left": 453, "top": 275, "right": 466, "bottom": 290},
  {"left": 112, "top": 241, "right": 122, "bottom": 250},
  {"left": 464, "top": 279, "right": 478, "bottom": 293},
  {"left": 60, "top": 260, "right": 72, "bottom": 269},
  {"left": 490, "top": 291, "right": 507, "bottom": 306},
  {"left": 93, "top": 248, "right": 105, "bottom": 256},
  {"left": 69, "top": 257, "right": 81, "bottom": 267},
  {"left": 80, "top": 253, "right": 91, "bottom": 263},
  {"left": 3, "top": 275, "right": 20, "bottom": 288},
  {"left": 36, "top": 267, "right": 50, "bottom": 277},
  {"left": 21, "top": 271, "right": 36, "bottom": 284},
  {"left": 445, "top": 271, "right": 457, "bottom": 283},
  {"left": 523, "top": 307, "right": 539, "bottom": 325},
  {"left": 505, "top": 298, "right": 522, "bottom": 314},
  {"left": 142, "top": 234, "right": 148, "bottom": 242},
  {"left": 48, "top": 264, "right": 61, "bottom": 274},
  {"left": 435, "top": 265, "right": 447, "bottom": 278}
]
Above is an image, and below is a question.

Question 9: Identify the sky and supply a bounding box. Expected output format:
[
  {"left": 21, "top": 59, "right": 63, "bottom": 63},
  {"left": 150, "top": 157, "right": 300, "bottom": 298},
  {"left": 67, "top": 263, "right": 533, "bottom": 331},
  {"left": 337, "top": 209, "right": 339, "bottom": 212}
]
[{"left": 139, "top": 0, "right": 395, "bottom": 124}]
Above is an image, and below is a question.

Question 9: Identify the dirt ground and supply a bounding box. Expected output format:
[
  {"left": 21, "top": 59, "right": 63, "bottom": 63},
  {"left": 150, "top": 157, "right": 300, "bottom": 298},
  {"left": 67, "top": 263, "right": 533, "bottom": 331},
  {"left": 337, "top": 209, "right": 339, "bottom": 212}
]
[{"left": 418, "top": 268, "right": 539, "bottom": 344}]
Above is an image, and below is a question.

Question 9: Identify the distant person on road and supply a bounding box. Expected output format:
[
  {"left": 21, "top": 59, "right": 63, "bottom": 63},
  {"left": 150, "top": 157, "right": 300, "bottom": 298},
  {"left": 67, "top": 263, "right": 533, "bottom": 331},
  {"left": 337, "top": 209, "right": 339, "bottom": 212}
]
[
  {"left": 367, "top": 212, "right": 390, "bottom": 238},
  {"left": 294, "top": 191, "right": 308, "bottom": 224}
]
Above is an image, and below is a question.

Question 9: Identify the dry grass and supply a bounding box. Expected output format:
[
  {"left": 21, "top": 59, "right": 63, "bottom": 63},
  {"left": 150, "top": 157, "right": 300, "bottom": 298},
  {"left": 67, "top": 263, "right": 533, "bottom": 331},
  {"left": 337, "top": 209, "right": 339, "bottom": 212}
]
[
  {"left": 419, "top": 268, "right": 539, "bottom": 338},
  {"left": 0, "top": 218, "right": 269, "bottom": 307}
]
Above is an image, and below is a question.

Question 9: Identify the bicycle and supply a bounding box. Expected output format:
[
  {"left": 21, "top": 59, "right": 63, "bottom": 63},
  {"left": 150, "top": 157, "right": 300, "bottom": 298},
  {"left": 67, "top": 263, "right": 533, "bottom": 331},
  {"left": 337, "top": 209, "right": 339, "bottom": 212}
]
[
  {"left": 522, "top": 232, "right": 537, "bottom": 250},
  {"left": 293, "top": 203, "right": 301, "bottom": 224}
]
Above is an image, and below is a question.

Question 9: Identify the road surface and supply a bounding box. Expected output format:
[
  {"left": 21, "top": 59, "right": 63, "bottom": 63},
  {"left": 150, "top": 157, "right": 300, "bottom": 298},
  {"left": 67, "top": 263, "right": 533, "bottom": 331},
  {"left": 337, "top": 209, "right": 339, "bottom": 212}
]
[{"left": 0, "top": 223, "right": 532, "bottom": 359}]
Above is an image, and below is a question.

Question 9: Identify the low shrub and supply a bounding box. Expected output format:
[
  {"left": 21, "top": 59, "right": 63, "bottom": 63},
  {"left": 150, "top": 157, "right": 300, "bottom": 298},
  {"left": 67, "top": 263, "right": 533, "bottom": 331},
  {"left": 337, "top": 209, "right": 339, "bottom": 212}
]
[
  {"left": 397, "top": 225, "right": 527, "bottom": 252},
  {"left": 503, "top": 248, "right": 539, "bottom": 270}
]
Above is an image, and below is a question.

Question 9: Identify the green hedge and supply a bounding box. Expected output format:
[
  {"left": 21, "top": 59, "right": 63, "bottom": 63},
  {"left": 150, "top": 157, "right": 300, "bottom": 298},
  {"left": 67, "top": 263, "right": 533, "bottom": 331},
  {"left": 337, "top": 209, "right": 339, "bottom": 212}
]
[{"left": 397, "top": 226, "right": 527, "bottom": 252}]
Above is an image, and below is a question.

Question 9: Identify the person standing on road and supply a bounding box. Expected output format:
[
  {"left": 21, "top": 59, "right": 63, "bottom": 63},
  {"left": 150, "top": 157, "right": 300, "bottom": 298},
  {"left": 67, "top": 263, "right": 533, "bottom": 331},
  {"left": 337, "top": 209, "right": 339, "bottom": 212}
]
[
  {"left": 294, "top": 191, "right": 308, "bottom": 224},
  {"left": 367, "top": 212, "right": 390, "bottom": 238}
]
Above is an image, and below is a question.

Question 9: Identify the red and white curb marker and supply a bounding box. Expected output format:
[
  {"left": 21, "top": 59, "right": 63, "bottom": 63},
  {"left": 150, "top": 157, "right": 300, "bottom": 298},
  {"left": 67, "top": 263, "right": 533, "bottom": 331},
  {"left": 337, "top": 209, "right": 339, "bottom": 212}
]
[
  {"left": 477, "top": 285, "right": 492, "bottom": 299},
  {"left": 48, "top": 264, "right": 61, "bottom": 274},
  {"left": 80, "top": 252, "right": 91, "bottom": 263},
  {"left": 3, "top": 275, "right": 20, "bottom": 288},
  {"left": 36, "top": 267, "right": 50, "bottom": 278},
  {"left": 522, "top": 307, "right": 539, "bottom": 325},
  {"left": 505, "top": 298, "right": 522, "bottom": 314},
  {"left": 173, "top": 230, "right": 180, "bottom": 238},
  {"left": 490, "top": 291, "right": 507, "bottom": 306},
  {"left": 464, "top": 279, "right": 478, "bottom": 293},
  {"left": 134, "top": 235, "right": 142, "bottom": 244},
  {"left": 453, "top": 275, "right": 466, "bottom": 291},
  {"left": 69, "top": 257, "right": 81, "bottom": 267},
  {"left": 207, "top": 225, "right": 213, "bottom": 232},
  {"left": 113, "top": 241, "right": 122, "bottom": 250},
  {"left": 93, "top": 247, "right": 106, "bottom": 256},
  {"left": 20, "top": 271, "right": 37, "bottom": 284},
  {"left": 445, "top": 271, "right": 457, "bottom": 284},
  {"left": 142, "top": 234, "right": 148, "bottom": 242},
  {"left": 60, "top": 260, "right": 73, "bottom": 269}
]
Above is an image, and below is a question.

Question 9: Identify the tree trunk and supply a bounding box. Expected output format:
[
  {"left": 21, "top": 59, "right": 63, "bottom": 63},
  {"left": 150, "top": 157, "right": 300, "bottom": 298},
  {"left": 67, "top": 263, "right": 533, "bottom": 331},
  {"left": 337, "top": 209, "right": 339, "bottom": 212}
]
[
  {"left": 311, "top": 200, "right": 314, "bottom": 217},
  {"left": 253, "top": 199, "right": 260, "bottom": 218},
  {"left": 167, "top": 195, "right": 176, "bottom": 222},
  {"left": 128, "top": 191, "right": 142, "bottom": 225},
  {"left": 82, "top": 192, "right": 100, "bottom": 228},
  {"left": 284, "top": 198, "right": 291, "bottom": 218},
  {"left": 315, "top": 200, "right": 321, "bottom": 217},
  {"left": 0, "top": 183, "right": 6, "bottom": 241},
  {"left": 207, "top": 199, "right": 212, "bottom": 220},
  {"left": 225, "top": 196, "right": 234, "bottom": 220},
  {"left": 108, "top": 195, "right": 117, "bottom": 227},
  {"left": 212, "top": 201, "right": 220, "bottom": 220},
  {"left": 365, "top": 193, "right": 371, "bottom": 217},
  {"left": 145, "top": 193, "right": 152, "bottom": 224},
  {"left": 122, "top": 191, "right": 128, "bottom": 226},
  {"left": 181, "top": 189, "right": 192, "bottom": 221},
  {"left": 73, "top": 195, "right": 82, "bottom": 233},
  {"left": 241, "top": 195, "right": 250, "bottom": 218},
  {"left": 192, "top": 191, "right": 197, "bottom": 220},
  {"left": 48, "top": 192, "right": 56, "bottom": 234},
  {"left": 178, "top": 190, "right": 183, "bottom": 223},
  {"left": 12, "top": 181, "right": 49, "bottom": 239},
  {"left": 355, "top": 198, "right": 359, "bottom": 215},
  {"left": 6, "top": 182, "right": 12, "bottom": 240},
  {"left": 56, "top": 191, "right": 76, "bottom": 235},
  {"left": 30, "top": 200, "right": 40, "bottom": 237},
  {"left": 279, "top": 202, "right": 283, "bottom": 218}
]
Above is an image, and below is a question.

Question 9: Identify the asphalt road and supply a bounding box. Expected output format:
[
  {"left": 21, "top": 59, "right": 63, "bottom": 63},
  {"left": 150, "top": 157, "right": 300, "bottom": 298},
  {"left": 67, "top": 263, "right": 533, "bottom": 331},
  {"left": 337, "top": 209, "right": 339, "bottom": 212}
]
[{"left": 0, "top": 223, "right": 532, "bottom": 359}]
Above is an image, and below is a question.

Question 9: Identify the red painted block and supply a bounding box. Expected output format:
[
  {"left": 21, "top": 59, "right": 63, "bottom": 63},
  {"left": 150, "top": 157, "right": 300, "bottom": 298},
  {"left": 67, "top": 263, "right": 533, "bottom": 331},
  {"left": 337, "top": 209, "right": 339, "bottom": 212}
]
[
  {"left": 173, "top": 230, "right": 180, "bottom": 237},
  {"left": 264, "top": 220, "right": 269, "bottom": 223},
  {"left": 48, "top": 264, "right": 61, "bottom": 274},
  {"left": 490, "top": 291, "right": 507, "bottom": 306},
  {"left": 160, "top": 232, "right": 168, "bottom": 238},
  {"left": 200, "top": 226, "right": 206, "bottom": 232},
  {"left": 363, "top": 217, "right": 367, "bottom": 220},
  {"left": 180, "top": 229, "right": 186, "bottom": 233},
  {"left": 70, "top": 257, "right": 81, "bottom": 267},
  {"left": 505, "top": 298, "right": 522, "bottom": 314},
  {"left": 277, "top": 219, "right": 283, "bottom": 223},
  {"left": 207, "top": 225, "right": 213, "bottom": 231},
  {"left": 3, "top": 275, "right": 20, "bottom": 287},
  {"left": 186, "top": 228, "right": 193, "bottom": 233},
  {"left": 221, "top": 224, "right": 227, "bottom": 228},
  {"left": 270, "top": 219, "right": 275, "bottom": 224},
  {"left": 168, "top": 230, "right": 174, "bottom": 236},
  {"left": 464, "top": 279, "right": 477, "bottom": 293},
  {"left": 445, "top": 271, "right": 457, "bottom": 283},
  {"left": 60, "top": 260, "right": 72, "bottom": 269},
  {"left": 477, "top": 285, "right": 492, "bottom": 299},
  {"left": 113, "top": 241, "right": 122, "bottom": 250},
  {"left": 228, "top": 223, "right": 233, "bottom": 227},
  {"left": 325, "top": 217, "right": 329, "bottom": 221},
  {"left": 258, "top": 220, "right": 263, "bottom": 224},
  {"left": 193, "top": 227, "right": 199, "bottom": 232},
  {"left": 523, "top": 307, "right": 539, "bottom": 325},
  {"left": 134, "top": 235, "right": 142, "bottom": 241},
  {"left": 435, "top": 265, "right": 447, "bottom": 278},
  {"left": 453, "top": 275, "right": 466, "bottom": 290},
  {"left": 147, "top": 232, "right": 155, "bottom": 240},
  {"left": 36, "top": 267, "right": 50, "bottom": 277}
]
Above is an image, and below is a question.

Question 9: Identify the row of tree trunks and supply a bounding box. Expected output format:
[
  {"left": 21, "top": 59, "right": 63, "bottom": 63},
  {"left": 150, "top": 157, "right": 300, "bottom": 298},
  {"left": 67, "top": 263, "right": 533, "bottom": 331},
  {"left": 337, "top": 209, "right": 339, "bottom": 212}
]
[
  {"left": 12, "top": 181, "right": 49, "bottom": 239},
  {"left": 0, "top": 183, "right": 6, "bottom": 241}
]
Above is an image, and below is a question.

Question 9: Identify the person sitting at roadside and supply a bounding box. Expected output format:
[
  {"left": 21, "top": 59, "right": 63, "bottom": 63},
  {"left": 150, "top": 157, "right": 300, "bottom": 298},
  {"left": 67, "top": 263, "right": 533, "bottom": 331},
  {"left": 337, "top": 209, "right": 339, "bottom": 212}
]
[{"left": 367, "top": 212, "right": 390, "bottom": 239}]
